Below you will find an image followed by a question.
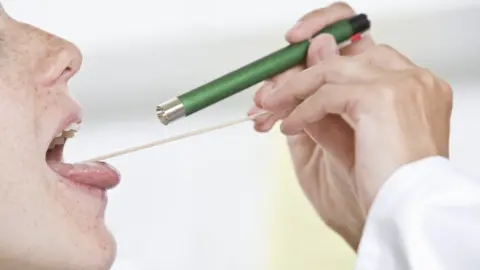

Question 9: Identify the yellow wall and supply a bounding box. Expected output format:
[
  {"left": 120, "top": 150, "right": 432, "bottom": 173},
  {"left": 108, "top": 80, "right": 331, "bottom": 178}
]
[{"left": 266, "top": 130, "right": 356, "bottom": 270}]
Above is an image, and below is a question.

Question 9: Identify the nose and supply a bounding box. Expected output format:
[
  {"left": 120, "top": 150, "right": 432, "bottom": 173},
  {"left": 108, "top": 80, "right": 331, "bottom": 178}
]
[{"left": 36, "top": 35, "right": 83, "bottom": 86}]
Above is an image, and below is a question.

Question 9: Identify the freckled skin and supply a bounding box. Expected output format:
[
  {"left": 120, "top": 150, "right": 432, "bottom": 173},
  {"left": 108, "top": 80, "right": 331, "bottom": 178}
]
[{"left": 0, "top": 7, "right": 116, "bottom": 270}]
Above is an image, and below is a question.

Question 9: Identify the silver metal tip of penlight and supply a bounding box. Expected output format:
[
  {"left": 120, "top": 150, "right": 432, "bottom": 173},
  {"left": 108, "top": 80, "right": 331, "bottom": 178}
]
[{"left": 156, "top": 98, "right": 186, "bottom": 125}]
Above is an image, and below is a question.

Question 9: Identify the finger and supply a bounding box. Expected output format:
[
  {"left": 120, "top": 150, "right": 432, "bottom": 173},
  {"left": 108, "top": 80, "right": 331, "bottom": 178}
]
[
  {"left": 257, "top": 115, "right": 279, "bottom": 132},
  {"left": 286, "top": 2, "right": 356, "bottom": 43},
  {"left": 354, "top": 44, "right": 416, "bottom": 70},
  {"left": 254, "top": 65, "right": 304, "bottom": 108},
  {"left": 286, "top": 115, "right": 355, "bottom": 179},
  {"left": 250, "top": 66, "right": 304, "bottom": 131},
  {"left": 262, "top": 57, "right": 381, "bottom": 113},
  {"left": 306, "top": 33, "right": 339, "bottom": 66},
  {"left": 286, "top": 131, "right": 322, "bottom": 169},
  {"left": 248, "top": 104, "right": 292, "bottom": 132},
  {"left": 257, "top": 110, "right": 292, "bottom": 132},
  {"left": 253, "top": 80, "right": 275, "bottom": 108},
  {"left": 305, "top": 115, "right": 355, "bottom": 171},
  {"left": 291, "top": 33, "right": 355, "bottom": 170},
  {"left": 248, "top": 105, "right": 270, "bottom": 125},
  {"left": 280, "top": 83, "right": 367, "bottom": 135},
  {"left": 248, "top": 106, "right": 292, "bottom": 132},
  {"left": 252, "top": 65, "right": 304, "bottom": 131}
]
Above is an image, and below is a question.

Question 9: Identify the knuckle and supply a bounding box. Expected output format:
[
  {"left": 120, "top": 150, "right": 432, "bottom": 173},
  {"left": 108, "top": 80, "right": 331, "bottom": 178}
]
[
  {"left": 300, "top": 8, "right": 321, "bottom": 21},
  {"left": 440, "top": 80, "right": 453, "bottom": 97},
  {"left": 314, "top": 60, "right": 339, "bottom": 81},
  {"left": 280, "top": 79, "right": 296, "bottom": 96},
  {"left": 366, "top": 44, "right": 413, "bottom": 68},
  {"left": 439, "top": 79, "right": 454, "bottom": 106},
  {"left": 330, "top": 1, "right": 355, "bottom": 14},
  {"left": 413, "top": 68, "right": 436, "bottom": 88},
  {"left": 309, "top": 61, "right": 326, "bottom": 76},
  {"left": 324, "top": 56, "right": 345, "bottom": 70},
  {"left": 407, "top": 68, "right": 453, "bottom": 105},
  {"left": 255, "top": 81, "right": 275, "bottom": 103},
  {"left": 254, "top": 85, "right": 266, "bottom": 98},
  {"left": 253, "top": 90, "right": 264, "bottom": 105},
  {"left": 303, "top": 2, "right": 354, "bottom": 22}
]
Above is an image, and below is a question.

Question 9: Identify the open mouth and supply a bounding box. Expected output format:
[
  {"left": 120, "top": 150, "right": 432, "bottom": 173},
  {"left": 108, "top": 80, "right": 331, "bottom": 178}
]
[
  {"left": 46, "top": 119, "right": 120, "bottom": 194},
  {"left": 46, "top": 122, "right": 78, "bottom": 162}
]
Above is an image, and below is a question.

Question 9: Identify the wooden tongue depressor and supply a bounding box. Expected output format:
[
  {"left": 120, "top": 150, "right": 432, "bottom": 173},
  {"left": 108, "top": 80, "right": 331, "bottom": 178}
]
[{"left": 81, "top": 111, "right": 270, "bottom": 162}]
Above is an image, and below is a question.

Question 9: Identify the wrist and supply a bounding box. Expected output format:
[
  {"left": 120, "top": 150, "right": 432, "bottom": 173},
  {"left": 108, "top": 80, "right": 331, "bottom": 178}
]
[{"left": 331, "top": 222, "right": 364, "bottom": 251}]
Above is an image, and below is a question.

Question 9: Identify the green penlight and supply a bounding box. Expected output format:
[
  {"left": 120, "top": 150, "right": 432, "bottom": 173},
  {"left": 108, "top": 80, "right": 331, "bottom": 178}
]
[{"left": 156, "top": 14, "right": 370, "bottom": 125}]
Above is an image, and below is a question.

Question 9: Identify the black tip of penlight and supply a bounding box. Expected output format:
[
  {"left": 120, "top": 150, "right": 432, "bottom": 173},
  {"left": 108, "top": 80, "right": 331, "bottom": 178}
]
[{"left": 349, "top": 13, "right": 371, "bottom": 33}]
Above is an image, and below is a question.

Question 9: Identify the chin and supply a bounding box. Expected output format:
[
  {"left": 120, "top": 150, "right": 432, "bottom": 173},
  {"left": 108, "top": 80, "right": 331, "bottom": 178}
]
[
  {"left": 45, "top": 183, "right": 118, "bottom": 270},
  {"left": 73, "top": 231, "right": 117, "bottom": 270},
  {"left": 0, "top": 223, "right": 117, "bottom": 270},
  {"left": 54, "top": 223, "right": 117, "bottom": 270}
]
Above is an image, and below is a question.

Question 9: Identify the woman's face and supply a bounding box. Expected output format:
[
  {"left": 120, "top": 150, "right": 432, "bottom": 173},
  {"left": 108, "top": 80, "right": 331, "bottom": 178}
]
[{"left": 0, "top": 6, "right": 120, "bottom": 270}]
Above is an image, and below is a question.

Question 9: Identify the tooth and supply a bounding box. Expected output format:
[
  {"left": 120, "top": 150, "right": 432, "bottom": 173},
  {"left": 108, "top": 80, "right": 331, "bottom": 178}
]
[
  {"left": 63, "top": 130, "right": 75, "bottom": 138},
  {"left": 63, "top": 122, "right": 81, "bottom": 132},
  {"left": 64, "top": 123, "right": 73, "bottom": 131},
  {"left": 70, "top": 123, "right": 80, "bottom": 131}
]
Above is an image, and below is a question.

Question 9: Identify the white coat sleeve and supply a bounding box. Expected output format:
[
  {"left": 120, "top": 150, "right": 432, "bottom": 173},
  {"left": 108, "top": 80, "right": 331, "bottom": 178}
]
[{"left": 355, "top": 156, "right": 480, "bottom": 270}]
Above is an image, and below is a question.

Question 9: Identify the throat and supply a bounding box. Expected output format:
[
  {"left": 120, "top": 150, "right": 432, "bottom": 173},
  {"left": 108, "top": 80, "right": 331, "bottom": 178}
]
[{"left": 46, "top": 144, "right": 64, "bottom": 163}]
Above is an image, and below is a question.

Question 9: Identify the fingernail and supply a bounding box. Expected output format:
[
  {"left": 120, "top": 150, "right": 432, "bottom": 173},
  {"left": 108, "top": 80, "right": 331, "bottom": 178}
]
[
  {"left": 280, "top": 123, "right": 293, "bottom": 135},
  {"left": 256, "top": 115, "right": 277, "bottom": 132},
  {"left": 280, "top": 122, "right": 300, "bottom": 136},
  {"left": 247, "top": 106, "right": 258, "bottom": 116},
  {"left": 248, "top": 106, "right": 269, "bottom": 122},
  {"left": 255, "top": 113, "right": 270, "bottom": 123}
]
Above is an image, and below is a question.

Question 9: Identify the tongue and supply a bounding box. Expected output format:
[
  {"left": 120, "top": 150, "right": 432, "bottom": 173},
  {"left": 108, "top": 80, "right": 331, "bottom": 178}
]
[{"left": 48, "top": 161, "right": 120, "bottom": 189}]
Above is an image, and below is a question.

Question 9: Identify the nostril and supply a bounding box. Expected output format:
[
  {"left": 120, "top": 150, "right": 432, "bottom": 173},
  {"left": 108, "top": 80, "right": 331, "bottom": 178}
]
[
  {"left": 63, "top": 66, "right": 72, "bottom": 75},
  {"left": 36, "top": 39, "right": 82, "bottom": 85},
  {"left": 39, "top": 45, "right": 82, "bottom": 86},
  {"left": 50, "top": 62, "right": 75, "bottom": 85},
  {"left": 60, "top": 66, "right": 73, "bottom": 80}
]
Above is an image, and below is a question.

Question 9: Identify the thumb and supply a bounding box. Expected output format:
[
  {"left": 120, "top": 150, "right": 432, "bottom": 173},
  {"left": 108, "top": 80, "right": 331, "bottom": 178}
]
[{"left": 307, "top": 34, "right": 339, "bottom": 67}]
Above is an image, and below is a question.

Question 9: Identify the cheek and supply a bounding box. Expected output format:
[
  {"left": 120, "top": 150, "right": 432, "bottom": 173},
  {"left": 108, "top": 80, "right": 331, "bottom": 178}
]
[
  {"left": 0, "top": 84, "right": 37, "bottom": 140},
  {"left": 0, "top": 72, "right": 42, "bottom": 168}
]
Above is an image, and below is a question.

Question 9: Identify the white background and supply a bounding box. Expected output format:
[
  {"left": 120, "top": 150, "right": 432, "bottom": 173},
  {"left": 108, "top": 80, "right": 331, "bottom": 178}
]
[{"left": 3, "top": 1, "right": 480, "bottom": 269}]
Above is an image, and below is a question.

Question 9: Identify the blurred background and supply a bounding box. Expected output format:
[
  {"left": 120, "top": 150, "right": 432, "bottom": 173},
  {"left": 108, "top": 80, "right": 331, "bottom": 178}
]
[{"left": 4, "top": 0, "right": 480, "bottom": 269}]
